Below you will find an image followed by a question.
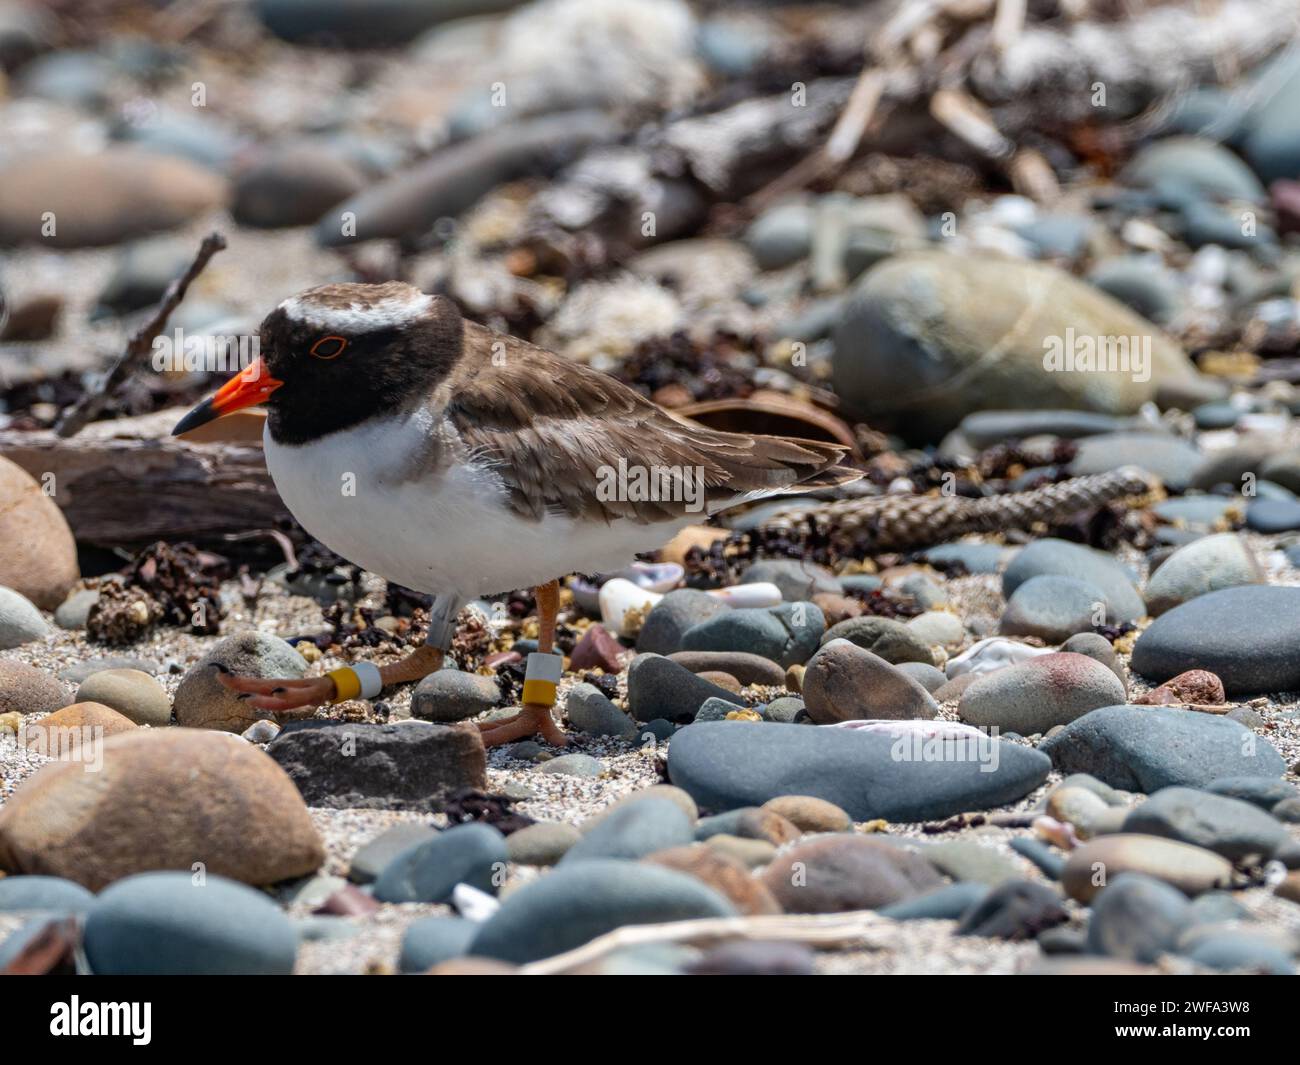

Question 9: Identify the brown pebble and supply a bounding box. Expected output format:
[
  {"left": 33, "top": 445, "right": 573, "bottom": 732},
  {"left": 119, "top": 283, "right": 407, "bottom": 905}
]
[
  {"left": 762, "top": 795, "right": 851, "bottom": 834},
  {"left": 811, "top": 592, "right": 862, "bottom": 626},
  {"left": 643, "top": 844, "right": 782, "bottom": 916},
  {"left": 1134, "top": 669, "right": 1225, "bottom": 706},
  {"left": 696, "top": 670, "right": 741, "bottom": 693},
  {"left": 784, "top": 664, "right": 804, "bottom": 693},
  {"left": 425, "top": 957, "right": 517, "bottom": 975}
]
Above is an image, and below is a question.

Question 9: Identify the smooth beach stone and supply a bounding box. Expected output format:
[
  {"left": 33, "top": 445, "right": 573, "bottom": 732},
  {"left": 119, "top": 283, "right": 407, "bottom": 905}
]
[
  {"left": 0, "top": 586, "right": 48, "bottom": 649},
  {"left": 642, "top": 845, "right": 782, "bottom": 916},
  {"left": 681, "top": 602, "right": 824, "bottom": 668},
  {"left": 469, "top": 859, "right": 735, "bottom": 964},
  {"left": 1206, "top": 777, "right": 1300, "bottom": 811},
  {"left": 666, "top": 651, "right": 785, "bottom": 687},
  {"left": 635, "top": 589, "right": 731, "bottom": 655},
  {"left": 560, "top": 797, "right": 694, "bottom": 865},
  {"left": 958, "top": 653, "right": 1126, "bottom": 735},
  {"left": 1060, "top": 632, "right": 1124, "bottom": 684},
  {"left": 896, "top": 661, "right": 948, "bottom": 693},
  {"left": 1123, "top": 136, "right": 1265, "bottom": 201},
  {"left": 693, "top": 807, "right": 799, "bottom": 847},
  {"left": 83, "top": 872, "right": 298, "bottom": 975},
  {"left": 1002, "top": 539, "right": 1144, "bottom": 623},
  {"left": 761, "top": 794, "right": 851, "bottom": 834},
  {"left": 1085, "top": 873, "right": 1192, "bottom": 963},
  {"left": 348, "top": 823, "right": 438, "bottom": 884},
  {"left": 919, "top": 542, "right": 1011, "bottom": 574},
  {"left": 906, "top": 610, "right": 964, "bottom": 649},
  {"left": 410, "top": 669, "right": 502, "bottom": 722},
  {"left": 75, "top": 668, "right": 171, "bottom": 727},
  {"left": 398, "top": 915, "right": 478, "bottom": 973},
  {"left": 1087, "top": 256, "right": 1182, "bottom": 324},
  {"left": 1040, "top": 704, "right": 1286, "bottom": 792},
  {"left": 1062, "top": 836, "right": 1233, "bottom": 902},
  {"left": 879, "top": 882, "right": 989, "bottom": 921},
  {"left": 1183, "top": 932, "right": 1296, "bottom": 975},
  {"left": 1153, "top": 495, "right": 1237, "bottom": 527},
  {"left": 53, "top": 589, "right": 98, "bottom": 630},
  {"left": 924, "top": 840, "right": 1022, "bottom": 886},
  {"left": 760, "top": 836, "right": 943, "bottom": 913},
  {"left": 506, "top": 822, "right": 581, "bottom": 866},
  {"left": 818, "top": 615, "right": 935, "bottom": 665},
  {"left": 626, "top": 653, "right": 743, "bottom": 723},
  {"left": 1000, "top": 575, "right": 1105, "bottom": 642},
  {"left": 955, "top": 880, "right": 1068, "bottom": 940},
  {"left": 667, "top": 721, "right": 1051, "bottom": 822},
  {"left": 0, "top": 875, "right": 95, "bottom": 914},
  {"left": 1144, "top": 534, "right": 1263, "bottom": 616},
  {"left": 1068, "top": 432, "right": 1202, "bottom": 492},
  {"left": 173, "top": 632, "right": 308, "bottom": 732},
  {"left": 1009, "top": 837, "right": 1066, "bottom": 880},
  {"left": 582, "top": 785, "right": 699, "bottom": 833},
  {"left": 1130, "top": 586, "right": 1300, "bottom": 695},
  {"left": 739, "top": 559, "right": 841, "bottom": 600},
  {"left": 1122, "top": 787, "right": 1288, "bottom": 862},
  {"left": 1245, "top": 499, "right": 1300, "bottom": 532},
  {"left": 564, "top": 683, "right": 637, "bottom": 739},
  {"left": 801, "top": 640, "right": 938, "bottom": 724},
  {"left": 372, "top": 823, "right": 508, "bottom": 904},
  {"left": 539, "top": 752, "right": 605, "bottom": 778}
]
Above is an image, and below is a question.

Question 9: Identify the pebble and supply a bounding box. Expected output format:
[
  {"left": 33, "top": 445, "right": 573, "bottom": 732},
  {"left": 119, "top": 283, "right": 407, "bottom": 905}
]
[
  {"left": 636, "top": 589, "right": 731, "bottom": 655},
  {"left": 1009, "top": 837, "right": 1066, "bottom": 880},
  {"left": 1068, "top": 432, "right": 1203, "bottom": 492},
  {"left": 643, "top": 845, "right": 781, "bottom": 916},
  {"left": 411, "top": 669, "right": 502, "bottom": 723},
  {"left": 0, "top": 586, "right": 49, "bottom": 649},
  {"left": 626, "top": 653, "right": 743, "bottom": 723},
  {"left": 666, "top": 650, "right": 785, "bottom": 686},
  {"left": 1000, "top": 575, "right": 1106, "bottom": 641},
  {"left": 1122, "top": 786, "right": 1289, "bottom": 862},
  {"left": 568, "top": 624, "right": 631, "bottom": 673},
  {"left": 739, "top": 559, "right": 841, "bottom": 600},
  {"left": 241, "top": 719, "right": 281, "bottom": 743},
  {"left": 763, "top": 695, "right": 805, "bottom": 723},
  {"left": 919, "top": 543, "right": 1010, "bottom": 574},
  {"left": 1144, "top": 533, "right": 1263, "bottom": 616},
  {"left": 231, "top": 141, "right": 366, "bottom": 228},
  {"left": 561, "top": 797, "right": 694, "bottom": 864},
  {"left": 1183, "top": 932, "right": 1296, "bottom": 975},
  {"left": 506, "top": 822, "right": 581, "bottom": 866},
  {"left": 84, "top": 872, "right": 298, "bottom": 975},
  {"left": 762, "top": 795, "right": 851, "bottom": 834},
  {"left": 75, "top": 668, "right": 171, "bottom": 727},
  {"left": 681, "top": 601, "right": 824, "bottom": 667},
  {"left": 0, "top": 149, "right": 226, "bottom": 247},
  {"left": 958, "top": 653, "right": 1126, "bottom": 735},
  {"left": 53, "top": 589, "right": 98, "bottom": 629},
  {"left": 667, "top": 720, "right": 1051, "bottom": 823},
  {"left": 0, "top": 659, "right": 70, "bottom": 715},
  {"left": 173, "top": 632, "right": 308, "bottom": 732},
  {"left": 1060, "top": 632, "right": 1124, "bottom": 684},
  {"left": 0, "top": 875, "right": 95, "bottom": 915},
  {"left": 819, "top": 615, "right": 935, "bottom": 665},
  {"left": 1130, "top": 585, "right": 1300, "bottom": 694},
  {"left": 760, "top": 836, "right": 943, "bottom": 913},
  {"left": 687, "top": 940, "right": 815, "bottom": 976},
  {"left": 879, "top": 882, "right": 989, "bottom": 921},
  {"left": 1085, "top": 872, "right": 1192, "bottom": 963},
  {"left": 955, "top": 879, "right": 1068, "bottom": 940},
  {"left": 398, "top": 916, "right": 478, "bottom": 974},
  {"left": 895, "top": 661, "right": 948, "bottom": 693},
  {"left": 1062, "top": 836, "right": 1233, "bottom": 902},
  {"left": 1040, "top": 704, "right": 1287, "bottom": 791},
  {"left": 0, "top": 728, "right": 323, "bottom": 889},
  {"left": 802, "top": 639, "right": 938, "bottom": 724},
  {"left": 1122, "top": 135, "right": 1266, "bottom": 202},
  {"left": 1245, "top": 498, "right": 1300, "bottom": 532},
  {"left": 468, "top": 859, "right": 735, "bottom": 964},
  {"left": 1206, "top": 776, "right": 1300, "bottom": 811},
  {"left": 1133, "top": 668, "right": 1225, "bottom": 706},
  {"left": 906, "top": 610, "right": 965, "bottom": 649},
  {"left": 1087, "top": 255, "right": 1182, "bottom": 324},
  {"left": 924, "top": 839, "right": 1023, "bottom": 886},
  {"left": 348, "top": 824, "right": 438, "bottom": 884},
  {"left": 1003, "top": 539, "right": 1144, "bottom": 623},
  {"left": 24, "top": 702, "right": 137, "bottom": 744},
  {"left": 564, "top": 682, "right": 637, "bottom": 739},
  {"left": 694, "top": 807, "right": 800, "bottom": 847},
  {"left": 582, "top": 785, "right": 699, "bottom": 832},
  {"left": 539, "top": 752, "right": 605, "bottom": 778},
  {"left": 58, "top": 656, "right": 157, "bottom": 685},
  {"left": 372, "top": 823, "right": 507, "bottom": 904},
  {"left": 267, "top": 721, "right": 486, "bottom": 811}
]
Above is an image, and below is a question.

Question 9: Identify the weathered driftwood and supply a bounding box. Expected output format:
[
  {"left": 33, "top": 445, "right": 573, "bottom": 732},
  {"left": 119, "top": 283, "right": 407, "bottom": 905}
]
[{"left": 0, "top": 410, "right": 286, "bottom": 548}]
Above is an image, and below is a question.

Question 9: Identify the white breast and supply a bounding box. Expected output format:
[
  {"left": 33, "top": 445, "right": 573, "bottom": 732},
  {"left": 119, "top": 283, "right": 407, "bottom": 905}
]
[{"left": 263, "top": 412, "right": 698, "bottom": 597}]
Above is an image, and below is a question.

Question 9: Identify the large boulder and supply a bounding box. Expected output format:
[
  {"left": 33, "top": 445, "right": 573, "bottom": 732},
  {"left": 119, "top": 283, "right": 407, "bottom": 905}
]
[{"left": 0, "top": 456, "right": 78, "bottom": 610}]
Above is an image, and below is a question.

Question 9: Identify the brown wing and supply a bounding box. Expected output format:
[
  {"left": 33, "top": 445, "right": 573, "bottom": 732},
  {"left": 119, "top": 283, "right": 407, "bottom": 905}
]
[{"left": 444, "top": 324, "right": 859, "bottom": 524}]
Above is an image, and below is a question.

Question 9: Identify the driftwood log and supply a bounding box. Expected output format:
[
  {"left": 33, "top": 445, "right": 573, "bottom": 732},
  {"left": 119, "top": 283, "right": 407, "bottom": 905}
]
[{"left": 0, "top": 410, "right": 286, "bottom": 548}]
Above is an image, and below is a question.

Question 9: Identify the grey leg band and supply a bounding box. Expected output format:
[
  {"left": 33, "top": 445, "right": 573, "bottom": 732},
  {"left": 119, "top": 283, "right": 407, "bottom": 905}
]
[{"left": 424, "top": 593, "right": 465, "bottom": 651}]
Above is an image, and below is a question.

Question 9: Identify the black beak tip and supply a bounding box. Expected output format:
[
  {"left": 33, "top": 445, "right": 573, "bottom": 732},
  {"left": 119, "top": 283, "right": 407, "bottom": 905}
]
[{"left": 172, "top": 398, "right": 217, "bottom": 437}]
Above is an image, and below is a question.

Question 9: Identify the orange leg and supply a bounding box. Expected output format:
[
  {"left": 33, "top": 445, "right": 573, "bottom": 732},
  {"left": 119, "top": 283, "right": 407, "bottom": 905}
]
[{"left": 478, "top": 580, "right": 567, "bottom": 748}]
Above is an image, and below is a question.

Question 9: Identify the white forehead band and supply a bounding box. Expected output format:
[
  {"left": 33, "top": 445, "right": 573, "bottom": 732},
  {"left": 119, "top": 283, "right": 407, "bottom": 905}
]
[{"left": 278, "top": 290, "right": 435, "bottom": 333}]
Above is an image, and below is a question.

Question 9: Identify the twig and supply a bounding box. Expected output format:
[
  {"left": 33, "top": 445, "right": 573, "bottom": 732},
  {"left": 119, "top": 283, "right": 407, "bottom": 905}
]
[{"left": 55, "top": 232, "right": 227, "bottom": 438}]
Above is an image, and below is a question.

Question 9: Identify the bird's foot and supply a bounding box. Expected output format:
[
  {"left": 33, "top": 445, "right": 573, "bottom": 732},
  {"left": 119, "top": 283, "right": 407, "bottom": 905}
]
[
  {"left": 477, "top": 703, "right": 568, "bottom": 748},
  {"left": 215, "top": 671, "right": 336, "bottom": 718}
]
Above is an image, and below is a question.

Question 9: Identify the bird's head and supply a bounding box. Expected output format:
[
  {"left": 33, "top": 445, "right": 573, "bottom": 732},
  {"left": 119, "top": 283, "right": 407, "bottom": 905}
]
[{"left": 172, "top": 281, "right": 463, "bottom": 444}]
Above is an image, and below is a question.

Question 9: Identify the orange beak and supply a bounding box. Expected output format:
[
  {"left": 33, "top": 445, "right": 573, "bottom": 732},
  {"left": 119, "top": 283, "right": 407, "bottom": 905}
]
[{"left": 172, "top": 358, "right": 284, "bottom": 436}]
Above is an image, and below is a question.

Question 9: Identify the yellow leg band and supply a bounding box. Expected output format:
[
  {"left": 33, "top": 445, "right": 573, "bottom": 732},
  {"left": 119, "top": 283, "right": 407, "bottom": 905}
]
[
  {"left": 327, "top": 667, "right": 361, "bottom": 703},
  {"left": 521, "top": 678, "right": 558, "bottom": 707}
]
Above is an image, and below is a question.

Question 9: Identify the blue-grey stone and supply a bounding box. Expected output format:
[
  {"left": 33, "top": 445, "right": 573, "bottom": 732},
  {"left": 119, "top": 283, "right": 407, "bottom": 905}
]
[
  {"left": 469, "top": 859, "right": 735, "bottom": 963},
  {"left": 955, "top": 879, "right": 1068, "bottom": 939},
  {"left": 694, "top": 696, "right": 742, "bottom": 723},
  {"left": 410, "top": 668, "right": 502, "bottom": 722},
  {"left": 635, "top": 589, "right": 730, "bottom": 656},
  {"left": 1144, "top": 533, "right": 1263, "bottom": 616},
  {"left": 1067, "top": 432, "right": 1202, "bottom": 492},
  {"left": 539, "top": 752, "right": 605, "bottom": 778},
  {"left": 565, "top": 682, "right": 636, "bottom": 738},
  {"left": 1010, "top": 836, "right": 1066, "bottom": 880},
  {"left": 1240, "top": 53, "right": 1300, "bottom": 183},
  {"left": 0, "top": 585, "right": 49, "bottom": 649},
  {"left": 819, "top": 614, "right": 934, "bottom": 665},
  {"left": 1000, "top": 575, "right": 1106, "bottom": 642},
  {"left": 1183, "top": 933, "right": 1295, "bottom": 975},
  {"left": 763, "top": 696, "right": 805, "bottom": 723},
  {"left": 1040, "top": 704, "right": 1287, "bottom": 792},
  {"left": 1123, "top": 786, "right": 1289, "bottom": 861},
  {"left": 667, "top": 720, "right": 1051, "bottom": 822},
  {"left": 398, "top": 916, "right": 477, "bottom": 973},
  {"left": 1121, "top": 135, "right": 1266, "bottom": 203},
  {"left": 1087, "top": 257, "right": 1182, "bottom": 325},
  {"left": 1153, "top": 495, "right": 1236, "bottom": 527},
  {"left": 919, "top": 542, "right": 1009, "bottom": 575},
  {"left": 681, "top": 601, "right": 824, "bottom": 668},
  {"left": 560, "top": 797, "right": 692, "bottom": 865},
  {"left": 1086, "top": 872, "right": 1192, "bottom": 962},
  {"left": 83, "top": 872, "right": 298, "bottom": 975},
  {"left": 626, "top": 653, "right": 743, "bottom": 723},
  {"left": 372, "top": 824, "right": 508, "bottom": 904},
  {"left": 1192, "top": 402, "right": 1241, "bottom": 430},
  {"left": 1130, "top": 585, "right": 1300, "bottom": 694},
  {"left": 896, "top": 661, "right": 948, "bottom": 693},
  {"left": 1180, "top": 201, "right": 1274, "bottom": 250},
  {"left": 957, "top": 409, "right": 1134, "bottom": 448},
  {"left": 739, "top": 559, "right": 841, "bottom": 600},
  {"left": 1246, "top": 499, "right": 1300, "bottom": 532},
  {"left": 1003, "top": 539, "right": 1144, "bottom": 623},
  {"left": 1206, "top": 776, "right": 1300, "bottom": 811},
  {"left": 349, "top": 824, "right": 438, "bottom": 884},
  {"left": 879, "top": 881, "right": 988, "bottom": 921},
  {"left": 0, "top": 875, "right": 95, "bottom": 915}
]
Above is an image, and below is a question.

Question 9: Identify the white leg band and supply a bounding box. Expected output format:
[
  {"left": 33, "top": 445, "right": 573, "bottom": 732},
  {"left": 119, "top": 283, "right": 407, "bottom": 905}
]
[
  {"left": 352, "top": 661, "right": 384, "bottom": 699},
  {"left": 525, "top": 653, "right": 564, "bottom": 683}
]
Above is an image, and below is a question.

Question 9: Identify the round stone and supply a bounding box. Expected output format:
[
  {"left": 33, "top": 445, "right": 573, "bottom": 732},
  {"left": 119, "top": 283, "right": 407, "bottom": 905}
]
[
  {"left": 0, "top": 660, "right": 70, "bottom": 716},
  {"left": 819, "top": 615, "right": 935, "bottom": 665},
  {"left": 172, "top": 632, "right": 308, "bottom": 732},
  {"left": 411, "top": 669, "right": 502, "bottom": 722},
  {"left": 802, "top": 639, "right": 938, "bottom": 724},
  {"left": 1144, "top": 533, "right": 1263, "bottom": 616},
  {"left": 958, "top": 653, "right": 1127, "bottom": 735},
  {"left": 1000, "top": 575, "right": 1106, "bottom": 642},
  {"left": 1003, "top": 539, "right": 1144, "bottom": 623},
  {"left": 0, "top": 586, "right": 49, "bottom": 649},
  {"left": 76, "top": 668, "right": 171, "bottom": 727}
]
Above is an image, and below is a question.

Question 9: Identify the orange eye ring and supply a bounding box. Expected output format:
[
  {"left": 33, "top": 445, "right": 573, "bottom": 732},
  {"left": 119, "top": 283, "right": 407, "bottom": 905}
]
[{"left": 310, "top": 335, "right": 348, "bottom": 359}]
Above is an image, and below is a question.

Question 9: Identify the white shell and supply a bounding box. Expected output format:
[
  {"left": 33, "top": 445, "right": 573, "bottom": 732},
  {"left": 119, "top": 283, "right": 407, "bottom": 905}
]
[
  {"left": 241, "top": 719, "right": 282, "bottom": 743},
  {"left": 944, "top": 636, "right": 1054, "bottom": 679},
  {"left": 706, "top": 582, "right": 782, "bottom": 609},
  {"left": 599, "top": 577, "right": 663, "bottom": 636},
  {"left": 451, "top": 883, "right": 500, "bottom": 922}
]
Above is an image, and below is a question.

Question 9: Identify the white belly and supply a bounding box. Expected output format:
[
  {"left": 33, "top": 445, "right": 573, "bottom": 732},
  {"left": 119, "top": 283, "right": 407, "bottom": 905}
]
[{"left": 263, "top": 415, "right": 696, "bottom": 597}]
